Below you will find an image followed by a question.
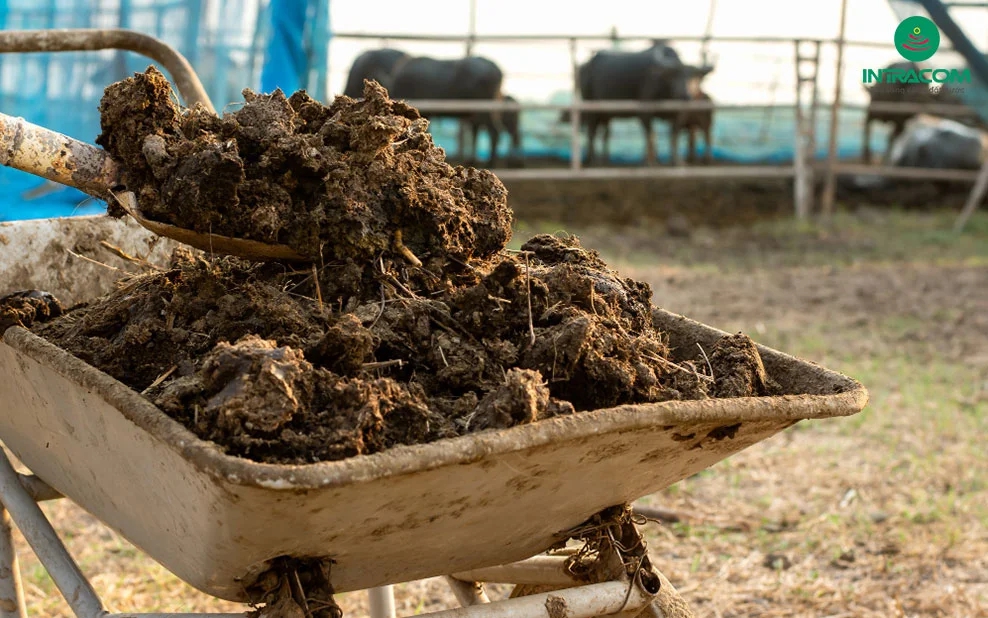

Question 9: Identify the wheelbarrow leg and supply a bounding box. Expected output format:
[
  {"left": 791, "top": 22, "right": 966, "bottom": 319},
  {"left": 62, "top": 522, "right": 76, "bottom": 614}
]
[
  {"left": 369, "top": 585, "right": 396, "bottom": 618},
  {"left": 0, "top": 449, "right": 106, "bottom": 618},
  {"left": 0, "top": 505, "right": 26, "bottom": 618}
]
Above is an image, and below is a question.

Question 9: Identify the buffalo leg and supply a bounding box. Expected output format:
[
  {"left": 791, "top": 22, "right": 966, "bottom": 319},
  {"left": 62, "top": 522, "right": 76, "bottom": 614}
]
[
  {"left": 687, "top": 128, "right": 696, "bottom": 164},
  {"left": 466, "top": 120, "right": 479, "bottom": 166},
  {"left": 603, "top": 121, "right": 611, "bottom": 164},
  {"left": 510, "top": 124, "right": 522, "bottom": 163},
  {"left": 487, "top": 118, "right": 501, "bottom": 168},
  {"left": 458, "top": 120, "right": 471, "bottom": 164},
  {"left": 669, "top": 122, "right": 681, "bottom": 166},
  {"left": 586, "top": 116, "right": 598, "bottom": 166},
  {"left": 641, "top": 117, "right": 656, "bottom": 166},
  {"left": 703, "top": 125, "right": 713, "bottom": 165},
  {"left": 514, "top": 130, "right": 524, "bottom": 166}
]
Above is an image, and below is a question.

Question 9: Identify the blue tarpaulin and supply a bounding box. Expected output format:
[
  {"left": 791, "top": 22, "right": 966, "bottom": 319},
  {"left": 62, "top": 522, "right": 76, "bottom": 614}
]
[
  {"left": 261, "top": 0, "right": 309, "bottom": 95},
  {"left": 0, "top": 0, "right": 331, "bottom": 222},
  {"left": 260, "top": 0, "right": 331, "bottom": 99}
]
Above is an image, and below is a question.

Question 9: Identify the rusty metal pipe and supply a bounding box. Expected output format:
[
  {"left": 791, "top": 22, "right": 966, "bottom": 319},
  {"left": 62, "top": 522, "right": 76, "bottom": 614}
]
[
  {"left": 0, "top": 29, "right": 215, "bottom": 114},
  {"left": 0, "top": 113, "right": 122, "bottom": 198}
]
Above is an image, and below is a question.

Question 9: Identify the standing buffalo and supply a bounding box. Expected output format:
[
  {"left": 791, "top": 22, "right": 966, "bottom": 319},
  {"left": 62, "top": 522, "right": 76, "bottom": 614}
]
[
  {"left": 343, "top": 50, "right": 510, "bottom": 167},
  {"left": 561, "top": 41, "right": 713, "bottom": 166},
  {"left": 387, "top": 55, "right": 507, "bottom": 166}
]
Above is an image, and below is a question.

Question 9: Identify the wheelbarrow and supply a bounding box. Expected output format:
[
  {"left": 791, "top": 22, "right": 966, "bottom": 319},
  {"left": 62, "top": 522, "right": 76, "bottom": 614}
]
[{"left": 0, "top": 29, "right": 869, "bottom": 618}]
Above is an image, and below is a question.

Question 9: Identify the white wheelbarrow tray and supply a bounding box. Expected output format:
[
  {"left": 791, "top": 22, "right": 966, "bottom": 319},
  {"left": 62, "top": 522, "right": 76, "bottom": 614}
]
[{"left": 0, "top": 309, "right": 867, "bottom": 603}]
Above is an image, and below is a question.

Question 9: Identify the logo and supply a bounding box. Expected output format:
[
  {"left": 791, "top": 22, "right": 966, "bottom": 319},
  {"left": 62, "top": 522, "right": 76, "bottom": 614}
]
[
  {"left": 894, "top": 16, "right": 940, "bottom": 62},
  {"left": 861, "top": 15, "right": 969, "bottom": 89}
]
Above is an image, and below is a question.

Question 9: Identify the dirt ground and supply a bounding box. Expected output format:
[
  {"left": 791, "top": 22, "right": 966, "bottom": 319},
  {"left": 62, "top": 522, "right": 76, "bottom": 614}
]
[
  {"left": 5, "top": 184, "right": 988, "bottom": 616},
  {"left": 499, "top": 174, "right": 978, "bottom": 229}
]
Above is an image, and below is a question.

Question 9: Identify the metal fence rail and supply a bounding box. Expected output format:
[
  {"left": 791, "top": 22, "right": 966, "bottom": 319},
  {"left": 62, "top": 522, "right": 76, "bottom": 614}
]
[
  {"left": 332, "top": 31, "right": 896, "bottom": 49},
  {"left": 395, "top": 99, "right": 983, "bottom": 115}
]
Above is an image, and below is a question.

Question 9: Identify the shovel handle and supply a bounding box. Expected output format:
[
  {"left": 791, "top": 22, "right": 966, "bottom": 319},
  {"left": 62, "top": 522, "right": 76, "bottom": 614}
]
[{"left": 0, "top": 112, "right": 122, "bottom": 199}]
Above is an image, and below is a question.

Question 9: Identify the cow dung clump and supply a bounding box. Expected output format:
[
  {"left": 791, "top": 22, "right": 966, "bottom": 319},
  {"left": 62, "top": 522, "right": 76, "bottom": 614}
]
[
  {"left": 96, "top": 66, "right": 510, "bottom": 266},
  {"left": 27, "top": 68, "right": 781, "bottom": 465}
]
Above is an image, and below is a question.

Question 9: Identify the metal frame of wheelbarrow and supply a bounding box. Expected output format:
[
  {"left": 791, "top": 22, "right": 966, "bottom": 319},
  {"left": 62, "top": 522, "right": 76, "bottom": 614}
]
[
  {"left": 0, "top": 29, "right": 693, "bottom": 618},
  {"left": 0, "top": 447, "right": 688, "bottom": 618}
]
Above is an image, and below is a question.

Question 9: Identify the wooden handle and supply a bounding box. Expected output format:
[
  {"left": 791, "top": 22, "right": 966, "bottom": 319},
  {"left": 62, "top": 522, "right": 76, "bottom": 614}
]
[{"left": 0, "top": 112, "right": 122, "bottom": 198}]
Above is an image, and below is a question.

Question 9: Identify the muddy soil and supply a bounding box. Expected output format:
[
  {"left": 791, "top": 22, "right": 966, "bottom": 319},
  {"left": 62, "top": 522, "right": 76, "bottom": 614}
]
[
  {"left": 0, "top": 290, "right": 63, "bottom": 332},
  {"left": 25, "top": 68, "right": 776, "bottom": 465}
]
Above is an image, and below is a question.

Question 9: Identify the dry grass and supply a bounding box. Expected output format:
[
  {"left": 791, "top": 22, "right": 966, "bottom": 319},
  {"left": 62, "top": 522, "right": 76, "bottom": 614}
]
[{"left": 5, "top": 208, "right": 988, "bottom": 617}]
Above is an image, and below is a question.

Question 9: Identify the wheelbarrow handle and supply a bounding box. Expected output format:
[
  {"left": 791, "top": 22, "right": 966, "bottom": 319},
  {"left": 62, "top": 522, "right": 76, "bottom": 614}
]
[{"left": 0, "top": 112, "right": 122, "bottom": 199}]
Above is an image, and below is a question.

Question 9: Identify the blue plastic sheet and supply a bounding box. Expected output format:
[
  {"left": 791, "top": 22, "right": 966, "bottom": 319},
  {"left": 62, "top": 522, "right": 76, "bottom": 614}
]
[
  {"left": 0, "top": 0, "right": 327, "bottom": 222},
  {"left": 260, "top": 0, "right": 309, "bottom": 95}
]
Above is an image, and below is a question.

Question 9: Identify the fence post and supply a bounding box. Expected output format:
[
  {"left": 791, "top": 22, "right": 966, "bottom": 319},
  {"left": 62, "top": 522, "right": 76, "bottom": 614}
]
[
  {"left": 820, "top": 0, "right": 849, "bottom": 218},
  {"left": 793, "top": 40, "right": 809, "bottom": 220},
  {"left": 569, "top": 37, "right": 581, "bottom": 171},
  {"left": 466, "top": 0, "right": 477, "bottom": 56},
  {"left": 702, "top": 0, "right": 717, "bottom": 66},
  {"left": 807, "top": 40, "right": 822, "bottom": 208},
  {"left": 455, "top": 0, "right": 478, "bottom": 162}
]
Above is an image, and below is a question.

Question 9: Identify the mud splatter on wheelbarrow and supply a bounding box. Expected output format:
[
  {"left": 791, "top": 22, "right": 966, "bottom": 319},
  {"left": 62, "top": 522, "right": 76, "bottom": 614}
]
[{"left": 27, "top": 67, "right": 779, "bottom": 465}]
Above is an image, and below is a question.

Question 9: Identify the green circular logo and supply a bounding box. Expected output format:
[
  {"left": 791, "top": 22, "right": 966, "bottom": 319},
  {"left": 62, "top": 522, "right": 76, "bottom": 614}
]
[{"left": 895, "top": 16, "right": 940, "bottom": 62}]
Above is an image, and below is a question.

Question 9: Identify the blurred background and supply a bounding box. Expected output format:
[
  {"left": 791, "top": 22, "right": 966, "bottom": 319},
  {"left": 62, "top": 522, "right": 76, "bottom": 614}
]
[
  {"left": 1, "top": 2, "right": 987, "bottom": 616},
  {"left": 1, "top": 0, "right": 987, "bottom": 222}
]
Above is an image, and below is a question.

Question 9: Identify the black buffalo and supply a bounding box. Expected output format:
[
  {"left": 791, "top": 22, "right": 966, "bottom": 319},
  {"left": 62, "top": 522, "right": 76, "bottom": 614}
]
[
  {"left": 460, "top": 93, "right": 523, "bottom": 166},
  {"left": 560, "top": 41, "right": 713, "bottom": 166},
  {"left": 386, "top": 55, "right": 507, "bottom": 166},
  {"left": 342, "top": 48, "right": 410, "bottom": 98}
]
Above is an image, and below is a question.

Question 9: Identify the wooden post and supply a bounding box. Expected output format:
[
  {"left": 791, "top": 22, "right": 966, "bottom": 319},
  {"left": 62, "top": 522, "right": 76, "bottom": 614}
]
[
  {"left": 807, "top": 40, "right": 822, "bottom": 194},
  {"left": 702, "top": 0, "right": 717, "bottom": 66},
  {"left": 569, "top": 37, "right": 581, "bottom": 171},
  {"left": 793, "top": 40, "right": 810, "bottom": 220},
  {"left": 466, "top": 0, "right": 477, "bottom": 56},
  {"left": 820, "top": 0, "right": 849, "bottom": 217},
  {"left": 459, "top": 0, "right": 478, "bottom": 162}
]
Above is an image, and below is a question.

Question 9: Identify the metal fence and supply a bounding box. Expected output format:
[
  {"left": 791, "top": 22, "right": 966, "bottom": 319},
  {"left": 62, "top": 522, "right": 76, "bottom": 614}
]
[{"left": 330, "top": 30, "right": 988, "bottom": 218}]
